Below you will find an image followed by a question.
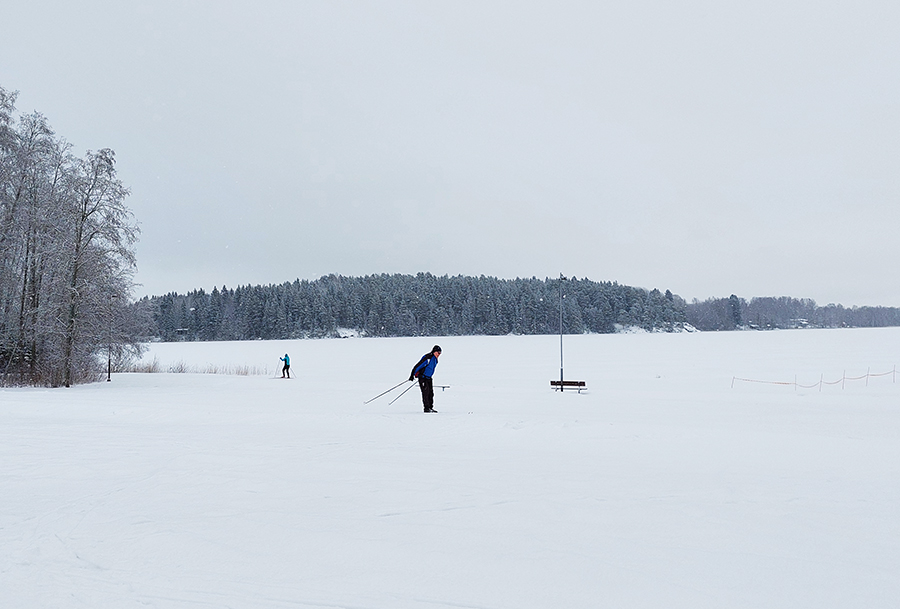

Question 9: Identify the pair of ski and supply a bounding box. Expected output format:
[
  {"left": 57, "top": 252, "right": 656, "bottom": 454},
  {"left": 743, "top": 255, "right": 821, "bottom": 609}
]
[{"left": 364, "top": 379, "right": 417, "bottom": 405}]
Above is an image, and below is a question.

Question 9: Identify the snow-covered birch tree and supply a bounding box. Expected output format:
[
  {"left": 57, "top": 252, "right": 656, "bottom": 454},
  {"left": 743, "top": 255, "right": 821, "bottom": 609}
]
[
  {"left": 58, "top": 148, "right": 138, "bottom": 386},
  {"left": 0, "top": 85, "right": 141, "bottom": 386}
]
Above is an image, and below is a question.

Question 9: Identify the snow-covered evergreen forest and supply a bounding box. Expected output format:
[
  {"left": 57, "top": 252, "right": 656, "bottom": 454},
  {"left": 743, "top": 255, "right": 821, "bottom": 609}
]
[
  {"left": 140, "top": 274, "right": 688, "bottom": 341},
  {"left": 141, "top": 277, "right": 900, "bottom": 343},
  {"left": 0, "top": 86, "right": 142, "bottom": 386}
]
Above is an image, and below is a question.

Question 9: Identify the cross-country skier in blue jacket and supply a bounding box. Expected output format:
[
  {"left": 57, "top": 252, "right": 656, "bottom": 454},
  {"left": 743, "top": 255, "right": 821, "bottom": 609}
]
[
  {"left": 409, "top": 345, "right": 441, "bottom": 412},
  {"left": 280, "top": 353, "right": 291, "bottom": 378}
]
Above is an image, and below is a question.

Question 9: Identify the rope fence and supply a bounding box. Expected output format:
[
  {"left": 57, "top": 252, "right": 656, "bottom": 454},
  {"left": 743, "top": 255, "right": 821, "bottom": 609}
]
[{"left": 732, "top": 365, "right": 897, "bottom": 391}]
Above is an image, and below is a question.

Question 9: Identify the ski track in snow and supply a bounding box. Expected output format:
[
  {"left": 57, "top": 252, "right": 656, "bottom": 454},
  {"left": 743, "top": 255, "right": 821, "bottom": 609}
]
[{"left": 2, "top": 329, "right": 900, "bottom": 608}]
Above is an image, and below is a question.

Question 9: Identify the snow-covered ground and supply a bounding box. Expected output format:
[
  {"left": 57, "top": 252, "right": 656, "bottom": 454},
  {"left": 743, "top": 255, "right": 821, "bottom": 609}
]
[{"left": 2, "top": 328, "right": 899, "bottom": 608}]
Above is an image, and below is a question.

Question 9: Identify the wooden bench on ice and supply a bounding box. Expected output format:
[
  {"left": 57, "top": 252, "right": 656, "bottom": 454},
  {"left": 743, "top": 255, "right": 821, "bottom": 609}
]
[{"left": 550, "top": 380, "right": 587, "bottom": 393}]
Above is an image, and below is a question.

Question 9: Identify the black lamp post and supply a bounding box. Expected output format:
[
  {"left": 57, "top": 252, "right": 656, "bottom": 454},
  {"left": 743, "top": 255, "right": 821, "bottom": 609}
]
[{"left": 107, "top": 293, "right": 117, "bottom": 382}]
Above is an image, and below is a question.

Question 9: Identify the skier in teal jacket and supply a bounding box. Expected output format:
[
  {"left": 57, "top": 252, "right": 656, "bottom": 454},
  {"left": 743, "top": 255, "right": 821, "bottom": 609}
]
[{"left": 280, "top": 354, "right": 291, "bottom": 378}]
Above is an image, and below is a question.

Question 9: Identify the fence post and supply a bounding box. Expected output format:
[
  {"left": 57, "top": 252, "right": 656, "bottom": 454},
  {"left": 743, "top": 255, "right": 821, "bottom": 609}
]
[
  {"left": 866, "top": 366, "right": 870, "bottom": 387},
  {"left": 819, "top": 373, "right": 823, "bottom": 392}
]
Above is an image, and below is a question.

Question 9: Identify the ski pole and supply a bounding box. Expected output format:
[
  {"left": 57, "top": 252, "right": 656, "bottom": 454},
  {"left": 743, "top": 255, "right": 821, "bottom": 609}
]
[
  {"left": 364, "top": 380, "right": 410, "bottom": 404},
  {"left": 388, "top": 380, "right": 418, "bottom": 405}
]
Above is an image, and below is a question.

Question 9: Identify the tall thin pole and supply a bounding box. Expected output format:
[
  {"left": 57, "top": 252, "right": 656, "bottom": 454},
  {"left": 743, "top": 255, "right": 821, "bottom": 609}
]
[
  {"left": 107, "top": 293, "right": 117, "bottom": 382},
  {"left": 107, "top": 293, "right": 112, "bottom": 382},
  {"left": 559, "top": 273, "right": 564, "bottom": 391}
]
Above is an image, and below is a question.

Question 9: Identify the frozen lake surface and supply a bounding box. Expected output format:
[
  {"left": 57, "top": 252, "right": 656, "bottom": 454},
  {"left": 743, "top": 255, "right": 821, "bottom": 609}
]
[{"left": 2, "top": 328, "right": 899, "bottom": 608}]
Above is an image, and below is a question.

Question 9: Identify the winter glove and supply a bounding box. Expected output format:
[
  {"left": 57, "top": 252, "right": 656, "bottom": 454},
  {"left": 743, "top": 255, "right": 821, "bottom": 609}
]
[{"left": 409, "top": 375, "right": 415, "bottom": 381}]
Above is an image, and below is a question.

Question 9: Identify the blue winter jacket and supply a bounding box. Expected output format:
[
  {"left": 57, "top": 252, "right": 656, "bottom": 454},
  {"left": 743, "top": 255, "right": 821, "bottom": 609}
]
[
  {"left": 410, "top": 352, "right": 438, "bottom": 379},
  {"left": 281, "top": 354, "right": 290, "bottom": 366}
]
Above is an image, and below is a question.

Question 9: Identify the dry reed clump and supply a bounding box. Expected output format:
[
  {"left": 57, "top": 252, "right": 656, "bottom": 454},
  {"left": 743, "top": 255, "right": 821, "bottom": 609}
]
[
  {"left": 127, "top": 357, "right": 163, "bottom": 373},
  {"left": 124, "top": 357, "right": 268, "bottom": 376}
]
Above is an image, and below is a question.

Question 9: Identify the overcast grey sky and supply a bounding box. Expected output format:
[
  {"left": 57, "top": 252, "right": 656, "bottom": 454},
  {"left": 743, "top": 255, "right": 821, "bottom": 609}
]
[{"left": 2, "top": 1, "right": 898, "bottom": 305}]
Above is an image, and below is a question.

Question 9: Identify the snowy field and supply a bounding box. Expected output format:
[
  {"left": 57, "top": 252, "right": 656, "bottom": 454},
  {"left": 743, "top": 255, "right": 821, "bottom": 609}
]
[{"left": 2, "top": 328, "right": 899, "bottom": 608}]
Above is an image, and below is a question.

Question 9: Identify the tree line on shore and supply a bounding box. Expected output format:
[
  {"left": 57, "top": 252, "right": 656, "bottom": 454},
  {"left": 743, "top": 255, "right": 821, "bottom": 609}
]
[
  {"left": 140, "top": 275, "right": 900, "bottom": 343},
  {"left": 686, "top": 294, "right": 900, "bottom": 331},
  {"left": 138, "top": 273, "right": 900, "bottom": 341},
  {"left": 139, "top": 274, "right": 687, "bottom": 341}
]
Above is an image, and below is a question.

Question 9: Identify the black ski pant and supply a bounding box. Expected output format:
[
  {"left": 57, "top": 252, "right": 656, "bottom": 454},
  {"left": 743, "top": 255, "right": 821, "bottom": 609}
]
[
  {"left": 282, "top": 364, "right": 290, "bottom": 378},
  {"left": 418, "top": 376, "right": 434, "bottom": 410}
]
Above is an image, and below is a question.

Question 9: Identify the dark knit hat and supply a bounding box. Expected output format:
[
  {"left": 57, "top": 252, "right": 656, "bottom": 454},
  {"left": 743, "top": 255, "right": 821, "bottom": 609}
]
[{"left": 432, "top": 345, "right": 442, "bottom": 353}]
